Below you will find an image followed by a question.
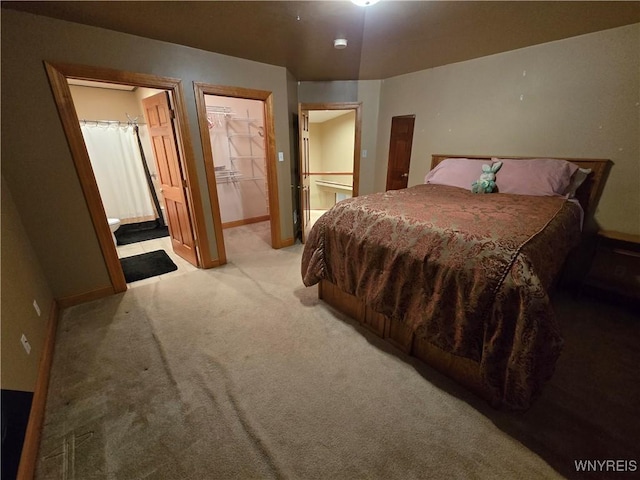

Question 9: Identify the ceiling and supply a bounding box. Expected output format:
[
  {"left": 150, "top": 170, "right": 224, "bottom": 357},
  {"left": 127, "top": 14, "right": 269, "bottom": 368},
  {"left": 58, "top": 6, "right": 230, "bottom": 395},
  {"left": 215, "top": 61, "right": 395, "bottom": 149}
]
[{"left": 3, "top": 1, "right": 639, "bottom": 81}]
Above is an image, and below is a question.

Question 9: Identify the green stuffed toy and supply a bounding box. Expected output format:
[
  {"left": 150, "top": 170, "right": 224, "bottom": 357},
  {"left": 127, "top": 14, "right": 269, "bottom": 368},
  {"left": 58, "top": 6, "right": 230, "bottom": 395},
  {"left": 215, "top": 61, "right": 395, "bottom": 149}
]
[{"left": 471, "top": 161, "right": 502, "bottom": 194}]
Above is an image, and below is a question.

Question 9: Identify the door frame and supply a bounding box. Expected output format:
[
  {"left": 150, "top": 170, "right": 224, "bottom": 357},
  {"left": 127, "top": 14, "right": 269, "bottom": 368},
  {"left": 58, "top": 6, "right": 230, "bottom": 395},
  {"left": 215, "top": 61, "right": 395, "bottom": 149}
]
[
  {"left": 193, "top": 83, "right": 281, "bottom": 265},
  {"left": 44, "top": 62, "right": 213, "bottom": 293},
  {"left": 297, "top": 102, "right": 362, "bottom": 242}
]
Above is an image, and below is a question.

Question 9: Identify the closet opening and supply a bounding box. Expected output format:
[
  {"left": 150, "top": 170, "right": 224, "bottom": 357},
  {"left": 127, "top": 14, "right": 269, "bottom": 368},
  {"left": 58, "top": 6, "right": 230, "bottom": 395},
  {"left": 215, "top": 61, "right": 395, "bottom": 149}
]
[{"left": 194, "top": 83, "right": 281, "bottom": 265}]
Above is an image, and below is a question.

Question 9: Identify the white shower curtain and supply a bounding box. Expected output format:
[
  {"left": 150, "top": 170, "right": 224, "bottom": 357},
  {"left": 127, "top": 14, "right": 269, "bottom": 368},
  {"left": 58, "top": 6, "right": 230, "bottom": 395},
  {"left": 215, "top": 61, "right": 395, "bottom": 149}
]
[{"left": 81, "top": 124, "right": 155, "bottom": 222}]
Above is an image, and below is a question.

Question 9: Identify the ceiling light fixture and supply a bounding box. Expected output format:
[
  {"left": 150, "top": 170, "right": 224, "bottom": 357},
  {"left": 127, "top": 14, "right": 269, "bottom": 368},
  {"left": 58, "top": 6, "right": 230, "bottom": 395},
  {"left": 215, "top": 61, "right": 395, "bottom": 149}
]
[
  {"left": 334, "top": 38, "right": 348, "bottom": 49},
  {"left": 351, "top": 0, "right": 380, "bottom": 6}
]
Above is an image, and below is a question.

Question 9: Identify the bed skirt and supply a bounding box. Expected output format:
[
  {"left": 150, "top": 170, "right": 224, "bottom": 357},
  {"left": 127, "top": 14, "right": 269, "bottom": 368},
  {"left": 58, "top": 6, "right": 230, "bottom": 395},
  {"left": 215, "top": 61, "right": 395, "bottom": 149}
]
[{"left": 319, "top": 279, "right": 495, "bottom": 406}]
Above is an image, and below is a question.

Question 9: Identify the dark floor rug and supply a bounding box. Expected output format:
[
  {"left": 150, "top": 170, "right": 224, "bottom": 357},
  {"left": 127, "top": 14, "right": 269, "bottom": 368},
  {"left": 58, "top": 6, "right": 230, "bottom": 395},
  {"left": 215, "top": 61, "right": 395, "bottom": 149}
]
[
  {"left": 120, "top": 250, "right": 177, "bottom": 283},
  {"left": 115, "top": 220, "right": 169, "bottom": 245}
]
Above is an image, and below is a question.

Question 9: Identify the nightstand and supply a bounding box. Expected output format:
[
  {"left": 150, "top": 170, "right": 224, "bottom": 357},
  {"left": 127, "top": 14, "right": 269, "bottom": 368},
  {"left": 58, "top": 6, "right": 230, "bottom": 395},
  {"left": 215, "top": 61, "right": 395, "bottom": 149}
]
[{"left": 583, "top": 230, "right": 640, "bottom": 305}]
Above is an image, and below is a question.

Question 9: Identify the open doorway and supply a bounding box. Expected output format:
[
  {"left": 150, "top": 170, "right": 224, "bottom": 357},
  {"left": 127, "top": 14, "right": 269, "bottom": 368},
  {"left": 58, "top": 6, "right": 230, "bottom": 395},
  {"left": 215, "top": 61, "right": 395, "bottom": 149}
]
[
  {"left": 66, "top": 80, "right": 197, "bottom": 286},
  {"left": 204, "top": 94, "right": 270, "bottom": 259},
  {"left": 307, "top": 110, "right": 356, "bottom": 230},
  {"left": 298, "top": 102, "right": 362, "bottom": 242},
  {"left": 45, "top": 62, "right": 214, "bottom": 294},
  {"left": 193, "top": 82, "right": 280, "bottom": 265}
]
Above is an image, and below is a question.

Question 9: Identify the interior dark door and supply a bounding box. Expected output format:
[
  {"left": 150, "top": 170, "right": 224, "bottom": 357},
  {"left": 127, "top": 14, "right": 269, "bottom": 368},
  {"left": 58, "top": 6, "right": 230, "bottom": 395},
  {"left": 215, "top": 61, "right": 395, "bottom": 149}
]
[{"left": 385, "top": 115, "right": 415, "bottom": 191}]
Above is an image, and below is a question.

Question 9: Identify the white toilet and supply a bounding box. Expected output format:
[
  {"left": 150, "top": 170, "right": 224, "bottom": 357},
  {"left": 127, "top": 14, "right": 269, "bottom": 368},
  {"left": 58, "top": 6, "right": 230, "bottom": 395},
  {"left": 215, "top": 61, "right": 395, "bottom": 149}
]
[{"left": 108, "top": 218, "right": 121, "bottom": 245}]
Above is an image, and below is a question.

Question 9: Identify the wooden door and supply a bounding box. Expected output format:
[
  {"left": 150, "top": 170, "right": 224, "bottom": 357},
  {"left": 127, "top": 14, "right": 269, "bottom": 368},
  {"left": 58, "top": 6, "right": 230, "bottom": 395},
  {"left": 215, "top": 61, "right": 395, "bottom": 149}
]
[
  {"left": 385, "top": 115, "right": 415, "bottom": 191},
  {"left": 299, "top": 108, "right": 312, "bottom": 242},
  {"left": 142, "top": 92, "right": 198, "bottom": 266}
]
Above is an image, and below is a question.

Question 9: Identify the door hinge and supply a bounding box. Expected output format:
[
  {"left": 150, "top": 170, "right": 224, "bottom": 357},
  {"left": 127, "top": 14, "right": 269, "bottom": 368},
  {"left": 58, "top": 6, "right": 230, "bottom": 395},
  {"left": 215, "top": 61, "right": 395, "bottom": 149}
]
[
  {"left": 182, "top": 179, "right": 188, "bottom": 188},
  {"left": 169, "top": 109, "right": 176, "bottom": 119}
]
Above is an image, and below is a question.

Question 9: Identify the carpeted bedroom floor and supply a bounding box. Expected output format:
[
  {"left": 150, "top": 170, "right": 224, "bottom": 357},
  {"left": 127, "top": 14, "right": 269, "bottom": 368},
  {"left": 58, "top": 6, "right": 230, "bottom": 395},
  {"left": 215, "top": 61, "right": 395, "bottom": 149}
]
[{"left": 36, "top": 223, "right": 639, "bottom": 479}]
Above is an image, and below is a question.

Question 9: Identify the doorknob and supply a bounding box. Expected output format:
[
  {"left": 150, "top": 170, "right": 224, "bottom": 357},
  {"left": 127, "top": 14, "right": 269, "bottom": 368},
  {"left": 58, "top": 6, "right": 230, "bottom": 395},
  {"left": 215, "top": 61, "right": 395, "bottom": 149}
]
[{"left": 401, "top": 173, "right": 408, "bottom": 178}]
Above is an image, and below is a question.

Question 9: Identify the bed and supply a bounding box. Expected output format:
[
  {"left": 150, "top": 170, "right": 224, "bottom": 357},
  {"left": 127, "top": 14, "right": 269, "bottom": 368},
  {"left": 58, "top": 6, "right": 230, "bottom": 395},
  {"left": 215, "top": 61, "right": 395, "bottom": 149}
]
[{"left": 301, "top": 154, "right": 610, "bottom": 410}]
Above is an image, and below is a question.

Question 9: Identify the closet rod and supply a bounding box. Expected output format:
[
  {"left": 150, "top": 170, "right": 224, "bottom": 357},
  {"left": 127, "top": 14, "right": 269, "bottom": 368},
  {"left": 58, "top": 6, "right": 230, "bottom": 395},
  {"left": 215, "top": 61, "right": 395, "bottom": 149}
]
[{"left": 80, "top": 113, "right": 146, "bottom": 127}]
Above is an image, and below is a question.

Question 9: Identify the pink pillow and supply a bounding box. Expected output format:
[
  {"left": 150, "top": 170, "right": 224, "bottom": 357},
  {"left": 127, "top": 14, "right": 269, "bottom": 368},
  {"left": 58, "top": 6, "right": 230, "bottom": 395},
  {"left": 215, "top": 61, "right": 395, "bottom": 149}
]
[
  {"left": 493, "top": 158, "right": 579, "bottom": 197},
  {"left": 424, "top": 158, "right": 487, "bottom": 190}
]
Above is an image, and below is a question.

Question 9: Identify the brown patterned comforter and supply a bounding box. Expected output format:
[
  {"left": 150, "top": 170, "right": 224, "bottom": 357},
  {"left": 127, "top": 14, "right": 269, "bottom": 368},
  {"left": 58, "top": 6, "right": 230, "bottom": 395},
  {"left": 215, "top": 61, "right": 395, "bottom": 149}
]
[{"left": 301, "top": 184, "right": 582, "bottom": 409}]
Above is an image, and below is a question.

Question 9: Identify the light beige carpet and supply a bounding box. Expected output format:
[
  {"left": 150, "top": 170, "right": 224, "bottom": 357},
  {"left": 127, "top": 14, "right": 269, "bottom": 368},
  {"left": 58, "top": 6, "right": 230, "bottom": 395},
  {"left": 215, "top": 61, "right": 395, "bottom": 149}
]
[{"left": 36, "top": 225, "right": 639, "bottom": 479}]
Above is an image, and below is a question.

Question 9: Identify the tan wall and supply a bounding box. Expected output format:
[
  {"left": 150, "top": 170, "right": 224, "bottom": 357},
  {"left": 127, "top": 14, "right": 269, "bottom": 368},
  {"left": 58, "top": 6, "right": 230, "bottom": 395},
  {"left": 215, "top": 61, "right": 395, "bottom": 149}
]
[
  {"left": 375, "top": 24, "right": 640, "bottom": 235},
  {"left": 1, "top": 9, "right": 293, "bottom": 299},
  {"left": 320, "top": 112, "right": 355, "bottom": 174},
  {"left": 1, "top": 176, "right": 55, "bottom": 392},
  {"left": 355, "top": 81, "right": 382, "bottom": 196},
  {"left": 69, "top": 84, "right": 143, "bottom": 122},
  {"left": 317, "top": 113, "right": 355, "bottom": 209}
]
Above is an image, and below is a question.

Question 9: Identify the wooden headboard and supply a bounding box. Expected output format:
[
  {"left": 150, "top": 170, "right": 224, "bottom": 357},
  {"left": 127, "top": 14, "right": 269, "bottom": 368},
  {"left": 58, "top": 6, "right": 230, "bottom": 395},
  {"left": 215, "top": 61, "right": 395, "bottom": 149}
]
[{"left": 431, "top": 154, "right": 611, "bottom": 230}]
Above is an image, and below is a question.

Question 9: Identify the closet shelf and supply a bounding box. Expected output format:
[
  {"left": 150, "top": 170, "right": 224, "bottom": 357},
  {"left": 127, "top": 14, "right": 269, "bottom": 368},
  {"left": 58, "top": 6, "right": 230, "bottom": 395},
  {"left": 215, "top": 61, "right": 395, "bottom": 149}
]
[
  {"left": 216, "top": 174, "right": 268, "bottom": 185},
  {"left": 240, "top": 176, "right": 267, "bottom": 182},
  {"left": 216, "top": 172, "right": 240, "bottom": 184},
  {"left": 214, "top": 169, "right": 240, "bottom": 178},
  {"left": 228, "top": 117, "right": 259, "bottom": 122},
  {"left": 228, "top": 133, "right": 261, "bottom": 138}
]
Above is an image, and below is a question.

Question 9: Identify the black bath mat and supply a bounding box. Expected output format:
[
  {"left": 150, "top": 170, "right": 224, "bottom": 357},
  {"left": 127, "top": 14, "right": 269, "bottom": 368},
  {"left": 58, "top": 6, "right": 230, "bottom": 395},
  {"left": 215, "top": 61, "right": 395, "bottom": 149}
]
[
  {"left": 120, "top": 250, "right": 177, "bottom": 283},
  {"left": 115, "top": 220, "right": 169, "bottom": 245}
]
